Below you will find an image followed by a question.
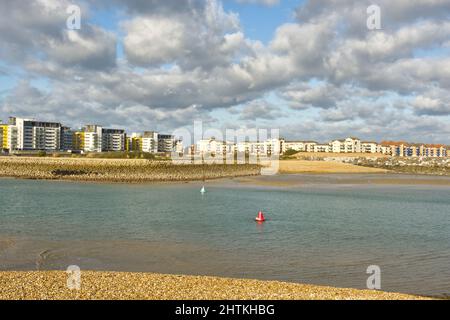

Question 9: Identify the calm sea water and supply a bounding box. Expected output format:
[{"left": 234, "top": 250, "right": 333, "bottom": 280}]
[{"left": 0, "top": 176, "right": 449, "bottom": 297}]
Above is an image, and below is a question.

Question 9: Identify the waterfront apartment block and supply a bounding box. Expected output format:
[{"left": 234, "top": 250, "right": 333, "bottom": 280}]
[
  {"left": 102, "top": 128, "right": 126, "bottom": 152},
  {"left": 191, "top": 135, "right": 450, "bottom": 159},
  {"left": 361, "top": 141, "right": 380, "bottom": 153},
  {"left": 331, "top": 137, "right": 362, "bottom": 153},
  {"left": 0, "top": 123, "right": 11, "bottom": 151},
  {"left": 126, "top": 132, "right": 175, "bottom": 154},
  {"left": 282, "top": 137, "right": 449, "bottom": 158},
  {"left": 282, "top": 141, "right": 320, "bottom": 153},
  {"left": 126, "top": 133, "right": 143, "bottom": 152},
  {"left": 314, "top": 144, "right": 331, "bottom": 153},
  {"left": 1, "top": 117, "right": 62, "bottom": 151},
  {"left": 387, "top": 143, "right": 448, "bottom": 158},
  {"left": 157, "top": 134, "right": 176, "bottom": 153},
  {"left": 142, "top": 131, "right": 159, "bottom": 153},
  {"left": 61, "top": 126, "right": 74, "bottom": 151},
  {"left": 77, "top": 125, "right": 126, "bottom": 152},
  {"left": 198, "top": 137, "right": 282, "bottom": 157},
  {"left": 197, "top": 138, "right": 229, "bottom": 156}
]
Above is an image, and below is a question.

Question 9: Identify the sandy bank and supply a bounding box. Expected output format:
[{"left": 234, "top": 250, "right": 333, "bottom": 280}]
[
  {"left": 278, "top": 160, "right": 388, "bottom": 174},
  {"left": 0, "top": 271, "right": 429, "bottom": 300}
]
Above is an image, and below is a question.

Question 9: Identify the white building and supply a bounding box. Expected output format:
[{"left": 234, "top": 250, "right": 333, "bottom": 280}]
[
  {"left": 175, "top": 139, "right": 184, "bottom": 155},
  {"left": 10, "top": 117, "right": 61, "bottom": 151},
  {"left": 142, "top": 131, "right": 158, "bottom": 153},
  {"left": 82, "top": 125, "right": 125, "bottom": 152},
  {"left": 197, "top": 138, "right": 232, "bottom": 156},
  {"left": 331, "top": 137, "right": 362, "bottom": 153},
  {"left": 361, "top": 141, "right": 380, "bottom": 153},
  {"left": 283, "top": 141, "right": 305, "bottom": 153},
  {"left": 313, "top": 144, "right": 331, "bottom": 153},
  {"left": 380, "top": 145, "right": 392, "bottom": 155},
  {"left": 83, "top": 125, "right": 103, "bottom": 152},
  {"left": 264, "top": 138, "right": 283, "bottom": 156},
  {"left": 283, "top": 141, "right": 319, "bottom": 153}
]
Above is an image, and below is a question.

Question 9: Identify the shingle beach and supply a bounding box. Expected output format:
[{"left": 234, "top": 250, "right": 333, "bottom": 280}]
[{"left": 0, "top": 271, "right": 429, "bottom": 300}]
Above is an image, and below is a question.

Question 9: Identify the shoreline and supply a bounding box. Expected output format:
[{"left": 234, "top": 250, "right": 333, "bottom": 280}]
[
  {"left": 2, "top": 171, "right": 450, "bottom": 187},
  {"left": 0, "top": 157, "right": 261, "bottom": 183},
  {"left": 0, "top": 271, "right": 431, "bottom": 300}
]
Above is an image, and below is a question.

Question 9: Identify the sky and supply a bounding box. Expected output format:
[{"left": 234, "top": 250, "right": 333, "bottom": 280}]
[{"left": 0, "top": 0, "right": 449, "bottom": 144}]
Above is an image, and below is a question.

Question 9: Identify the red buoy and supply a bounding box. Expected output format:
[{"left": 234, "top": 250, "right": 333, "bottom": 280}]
[{"left": 255, "top": 211, "right": 266, "bottom": 222}]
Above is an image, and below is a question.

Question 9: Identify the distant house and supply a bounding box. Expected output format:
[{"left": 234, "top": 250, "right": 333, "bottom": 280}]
[
  {"left": 331, "top": 137, "right": 361, "bottom": 153},
  {"left": 313, "top": 144, "right": 331, "bottom": 153},
  {"left": 361, "top": 141, "right": 380, "bottom": 153}
]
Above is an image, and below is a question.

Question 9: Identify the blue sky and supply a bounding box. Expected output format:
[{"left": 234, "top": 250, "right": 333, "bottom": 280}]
[
  {"left": 1, "top": 0, "right": 449, "bottom": 144},
  {"left": 223, "top": 0, "right": 300, "bottom": 43}
]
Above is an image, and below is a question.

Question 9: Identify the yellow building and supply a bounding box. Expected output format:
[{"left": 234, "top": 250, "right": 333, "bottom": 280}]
[
  {"left": 127, "top": 135, "right": 143, "bottom": 152},
  {"left": 72, "top": 131, "right": 85, "bottom": 151},
  {"left": 0, "top": 124, "right": 9, "bottom": 150}
]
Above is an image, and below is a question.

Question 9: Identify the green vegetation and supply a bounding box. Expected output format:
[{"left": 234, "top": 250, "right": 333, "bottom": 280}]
[
  {"left": 280, "top": 148, "right": 298, "bottom": 160},
  {"left": 85, "top": 151, "right": 158, "bottom": 160},
  {"left": 283, "top": 148, "right": 299, "bottom": 156}
]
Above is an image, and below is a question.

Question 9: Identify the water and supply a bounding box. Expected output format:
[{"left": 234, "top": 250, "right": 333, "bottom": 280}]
[{"left": 0, "top": 176, "right": 449, "bottom": 297}]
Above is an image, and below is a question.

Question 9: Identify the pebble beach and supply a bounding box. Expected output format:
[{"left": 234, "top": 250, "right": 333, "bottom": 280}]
[
  {"left": 0, "top": 157, "right": 261, "bottom": 182},
  {"left": 0, "top": 271, "right": 429, "bottom": 300}
]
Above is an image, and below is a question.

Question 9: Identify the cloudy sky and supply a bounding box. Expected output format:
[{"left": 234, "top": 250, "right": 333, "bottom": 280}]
[{"left": 0, "top": 0, "right": 449, "bottom": 143}]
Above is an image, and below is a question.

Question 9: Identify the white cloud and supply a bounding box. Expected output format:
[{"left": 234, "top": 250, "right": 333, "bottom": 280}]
[{"left": 235, "top": 0, "right": 280, "bottom": 6}]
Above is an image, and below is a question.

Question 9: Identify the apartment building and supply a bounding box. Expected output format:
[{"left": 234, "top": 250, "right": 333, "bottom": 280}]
[
  {"left": 157, "top": 134, "right": 175, "bottom": 153},
  {"left": 313, "top": 144, "right": 331, "bottom": 153},
  {"left": 61, "top": 126, "right": 74, "bottom": 151},
  {"left": 102, "top": 128, "right": 126, "bottom": 152},
  {"left": 82, "top": 125, "right": 103, "bottom": 152},
  {"left": 76, "top": 125, "right": 125, "bottom": 152},
  {"left": 361, "top": 141, "right": 380, "bottom": 153},
  {"left": 72, "top": 131, "right": 85, "bottom": 151},
  {"left": 142, "top": 131, "right": 158, "bottom": 153},
  {"left": 197, "top": 138, "right": 283, "bottom": 157},
  {"left": 282, "top": 141, "right": 318, "bottom": 153},
  {"left": 7, "top": 117, "right": 61, "bottom": 151},
  {"left": 264, "top": 139, "right": 283, "bottom": 155},
  {"left": 388, "top": 143, "right": 448, "bottom": 157},
  {"left": 197, "top": 138, "right": 232, "bottom": 156},
  {"left": 0, "top": 123, "right": 8, "bottom": 151},
  {"left": 126, "top": 131, "right": 160, "bottom": 153},
  {"left": 127, "top": 133, "right": 142, "bottom": 152},
  {"left": 331, "top": 137, "right": 362, "bottom": 153}
]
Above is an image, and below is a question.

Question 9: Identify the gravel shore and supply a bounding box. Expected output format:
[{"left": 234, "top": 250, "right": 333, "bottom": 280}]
[
  {"left": 0, "top": 271, "right": 429, "bottom": 300},
  {"left": 0, "top": 157, "right": 261, "bottom": 182}
]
